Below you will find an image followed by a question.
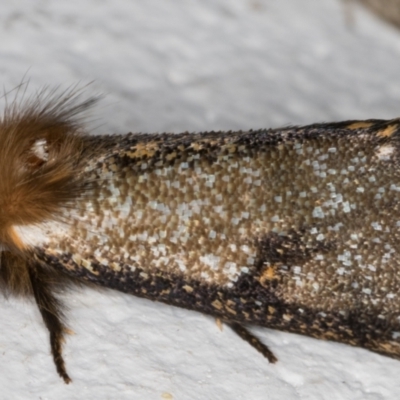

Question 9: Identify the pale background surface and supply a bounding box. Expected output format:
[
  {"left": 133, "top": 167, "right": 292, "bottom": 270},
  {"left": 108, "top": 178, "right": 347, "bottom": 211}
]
[{"left": 1, "top": 1, "right": 400, "bottom": 399}]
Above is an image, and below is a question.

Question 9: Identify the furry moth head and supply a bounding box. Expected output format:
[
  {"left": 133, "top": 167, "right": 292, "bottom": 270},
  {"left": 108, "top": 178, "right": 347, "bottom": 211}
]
[
  {"left": 0, "top": 88, "right": 100, "bottom": 383},
  {"left": 0, "top": 89, "right": 97, "bottom": 254}
]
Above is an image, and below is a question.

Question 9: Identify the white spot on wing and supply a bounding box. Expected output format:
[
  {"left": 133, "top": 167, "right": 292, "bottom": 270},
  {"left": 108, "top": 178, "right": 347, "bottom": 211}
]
[
  {"left": 376, "top": 145, "right": 395, "bottom": 161},
  {"left": 13, "top": 221, "right": 68, "bottom": 249},
  {"left": 13, "top": 224, "right": 49, "bottom": 248}
]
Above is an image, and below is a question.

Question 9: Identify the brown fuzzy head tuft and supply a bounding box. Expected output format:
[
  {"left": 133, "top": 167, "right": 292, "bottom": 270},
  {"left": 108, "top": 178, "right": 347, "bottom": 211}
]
[
  {"left": 0, "top": 87, "right": 99, "bottom": 254},
  {"left": 0, "top": 87, "right": 102, "bottom": 382}
]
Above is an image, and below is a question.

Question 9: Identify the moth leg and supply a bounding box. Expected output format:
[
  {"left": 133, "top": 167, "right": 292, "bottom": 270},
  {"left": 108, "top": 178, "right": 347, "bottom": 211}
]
[
  {"left": 228, "top": 322, "right": 277, "bottom": 363},
  {"left": 28, "top": 265, "right": 71, "bottom": 384}
]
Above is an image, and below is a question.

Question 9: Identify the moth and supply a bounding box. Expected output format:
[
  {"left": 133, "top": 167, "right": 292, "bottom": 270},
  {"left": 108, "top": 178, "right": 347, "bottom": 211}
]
[{"left": 2, "top": 88, "right": 400, "bottom": 383}]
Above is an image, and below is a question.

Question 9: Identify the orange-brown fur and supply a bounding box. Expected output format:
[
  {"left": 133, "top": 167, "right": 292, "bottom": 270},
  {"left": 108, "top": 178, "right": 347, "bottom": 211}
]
[
  {"left": 0, "top": 88, "right": 99, "bottom": 383},
  {"left": 0, "top": 89, "right": 95, "bottom": 253}
]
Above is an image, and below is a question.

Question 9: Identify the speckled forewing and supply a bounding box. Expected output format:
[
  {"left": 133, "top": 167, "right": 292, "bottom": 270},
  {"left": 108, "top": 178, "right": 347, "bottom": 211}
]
[{"left": 37, "top": 119, "right": 400, "bottom": 359}]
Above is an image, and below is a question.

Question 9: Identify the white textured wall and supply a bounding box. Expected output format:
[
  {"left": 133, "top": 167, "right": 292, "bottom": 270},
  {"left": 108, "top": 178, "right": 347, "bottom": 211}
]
[{"left": 0, "top": 1, "right": 400, "bottom": 398}]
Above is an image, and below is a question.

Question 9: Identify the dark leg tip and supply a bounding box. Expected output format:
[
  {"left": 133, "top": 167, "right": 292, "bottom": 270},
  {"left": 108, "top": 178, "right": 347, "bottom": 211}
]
[
  {"left": 62, "top": 374, "right": 72, "bottom": 384},
  {"left": 228, "top": 322, "right": 278, "bottom": 364}
]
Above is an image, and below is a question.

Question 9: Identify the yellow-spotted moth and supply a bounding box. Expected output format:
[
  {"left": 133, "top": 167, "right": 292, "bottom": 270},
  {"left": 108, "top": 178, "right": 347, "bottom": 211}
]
[{"left": 2, "top": 88, "right": 400, "bottom": 383}]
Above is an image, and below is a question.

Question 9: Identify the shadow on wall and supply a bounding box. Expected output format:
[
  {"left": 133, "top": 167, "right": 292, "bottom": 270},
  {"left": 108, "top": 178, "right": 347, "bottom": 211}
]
[{"left": 354, "top": 0, "right": 400, "bottom": 29}]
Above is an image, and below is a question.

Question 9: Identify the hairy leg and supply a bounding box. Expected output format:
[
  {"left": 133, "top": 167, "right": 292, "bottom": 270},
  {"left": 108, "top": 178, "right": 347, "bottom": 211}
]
[
  {"left": 228, "top": 322, "right": 277, "bottom": 363},
  {"left": 28, "top": 263, "right": 71, "bottom": 383}
]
